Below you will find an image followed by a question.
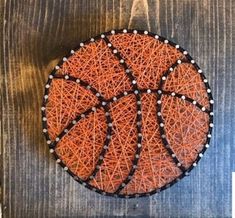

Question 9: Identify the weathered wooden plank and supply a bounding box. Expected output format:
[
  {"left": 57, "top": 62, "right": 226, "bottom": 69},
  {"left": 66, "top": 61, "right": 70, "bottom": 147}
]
[{"left": 1, "top": 0, "right": 234, "bottom": 217}]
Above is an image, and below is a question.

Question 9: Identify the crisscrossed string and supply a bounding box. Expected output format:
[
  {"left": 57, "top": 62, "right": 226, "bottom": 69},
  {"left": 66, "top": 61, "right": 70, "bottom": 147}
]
[{"left": 42, "top": 29, "right": 213, "bottom": 198}]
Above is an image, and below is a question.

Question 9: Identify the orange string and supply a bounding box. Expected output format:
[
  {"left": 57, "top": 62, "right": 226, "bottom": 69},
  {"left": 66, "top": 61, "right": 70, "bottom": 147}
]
[{"left": 45, "top": 33, "right": 210, "bottom": 195}]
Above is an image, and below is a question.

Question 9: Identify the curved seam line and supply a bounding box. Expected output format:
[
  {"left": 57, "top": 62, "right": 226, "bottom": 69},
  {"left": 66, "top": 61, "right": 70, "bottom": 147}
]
[
  {"left": 41, "top": 29, "right": 214, "bottom": 198},
  {"left": 49, "top": 74, "right": 113, "bottom": 182},
  {"left": 51, "top": 79, "right": 211, "bottom": 114},
  {"left": 50, "top": 87, "right": 211, "bottom": 148},
  {"left": 49, "top": 76, "right": 210, "bottom": 178},
  {"left": 157, "top": 57, "right": 212, "bottom": 172},
  {"left": 49, "top": 76, "right": 210, "bottom": 177},
  {"left": 157, "top": 58, "right": 190, "bottom": 172},
  {"left": 102, "top": 36, "right": 143, "bottom": 194}
]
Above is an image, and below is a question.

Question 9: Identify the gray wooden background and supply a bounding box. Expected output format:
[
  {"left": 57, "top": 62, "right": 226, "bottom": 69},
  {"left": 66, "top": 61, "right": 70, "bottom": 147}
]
[{"left": 1, "top": 0, "right": 235, "bottom": 217}]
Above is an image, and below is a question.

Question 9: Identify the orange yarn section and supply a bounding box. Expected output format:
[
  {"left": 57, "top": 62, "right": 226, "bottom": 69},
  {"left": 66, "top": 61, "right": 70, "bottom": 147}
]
[{"left": 45, "top": 32, "right": 210, "bottom": 196}]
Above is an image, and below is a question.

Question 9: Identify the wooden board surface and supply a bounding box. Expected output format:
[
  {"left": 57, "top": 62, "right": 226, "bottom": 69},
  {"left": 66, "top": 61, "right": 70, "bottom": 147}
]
[{"left": 1, "top": 0, "right": 235, "bottom": 217}]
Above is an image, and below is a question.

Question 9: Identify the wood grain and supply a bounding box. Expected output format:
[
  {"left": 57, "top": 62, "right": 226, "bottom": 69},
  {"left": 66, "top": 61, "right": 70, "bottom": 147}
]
[{"left": 1, "top": 0, "right": 234, "bottom": 217}]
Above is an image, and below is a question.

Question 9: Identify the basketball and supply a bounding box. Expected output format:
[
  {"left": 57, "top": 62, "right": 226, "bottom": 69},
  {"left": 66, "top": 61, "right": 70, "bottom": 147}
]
[{"left": 41, "top": 29, "right": 213, "bottom": 198}]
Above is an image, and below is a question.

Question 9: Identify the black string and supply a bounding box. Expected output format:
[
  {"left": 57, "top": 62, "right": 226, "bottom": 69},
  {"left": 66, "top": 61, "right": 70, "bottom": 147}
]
[{"left": 41, "top": 29, "right": 214, "bottom": 198}]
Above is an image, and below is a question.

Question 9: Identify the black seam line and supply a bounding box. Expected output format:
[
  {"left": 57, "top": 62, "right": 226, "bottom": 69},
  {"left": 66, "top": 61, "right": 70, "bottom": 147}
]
[
  {"left": 49, "top": 76, "right": 211, "bottom": 178},
  {"left": 50, "top": 75, "right": 113, "bottom": 183},
  {"left": 157, "top": 58, "right": 190, "bottom": 172},
  {"left": 156, "top": 56, "right": 213, "bottom": 172},
  {"left": 48, "top": 85, "right": 211, "bottom": 149},
  {"left": 102, "top": 36, "right": 143, "bottom": 194},
  {"left": 41, "top": 70, "right": 57, "bottom": 143},
  {"left": 52, "top": 75, "right": 114, "bottom": 183},
  {"left": 50, "top": 78, "right": 210, "bottom": 116},
  {"left": 42, "top": 29, "right": 214, "bottom": 199},
  {"left": 162, "top": 91, "right": 210, "bottom": 114},
  {"left": 53, "top": 74, "right": 106, "bottom": 102}
]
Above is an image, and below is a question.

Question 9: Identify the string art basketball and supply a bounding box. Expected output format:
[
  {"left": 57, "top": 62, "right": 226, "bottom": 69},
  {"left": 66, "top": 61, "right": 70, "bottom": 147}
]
[{"left": 42, "top": 29, "right": 214, "bottom": 198}]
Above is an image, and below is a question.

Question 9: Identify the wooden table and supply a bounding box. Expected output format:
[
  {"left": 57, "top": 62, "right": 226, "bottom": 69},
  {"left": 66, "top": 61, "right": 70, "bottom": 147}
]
[{"left": 1, "top": 0, "right": 234, "bottom": 217}]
